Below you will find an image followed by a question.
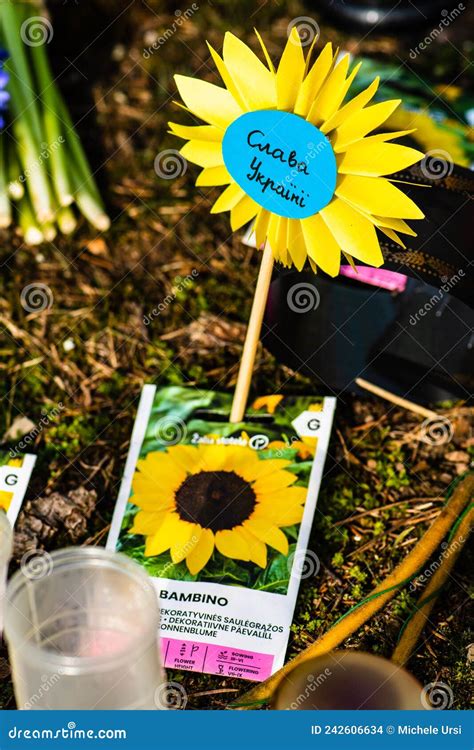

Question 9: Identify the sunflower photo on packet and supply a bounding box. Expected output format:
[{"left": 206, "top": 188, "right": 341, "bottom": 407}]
[{"left": 108, "top": 385, "right": 335, "bottom": 682}]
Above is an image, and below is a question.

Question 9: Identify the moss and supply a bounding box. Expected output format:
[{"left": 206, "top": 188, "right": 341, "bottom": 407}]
[{"left": 47, "top": 417, "right": 99, "bottom": 459}]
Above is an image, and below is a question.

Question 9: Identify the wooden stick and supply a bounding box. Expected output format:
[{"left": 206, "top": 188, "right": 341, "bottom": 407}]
[
  {"left": 392, "top": 503, "right": 473, "bottom": 666},
  {"left": 355, "top": 377, "right": 438, "bottom": 419},
  {"left": 232, "top": 474, "right": 474, "bottom": 708},
  {"left": 230, "top": 242, "right": 274, "bottom": 423}
]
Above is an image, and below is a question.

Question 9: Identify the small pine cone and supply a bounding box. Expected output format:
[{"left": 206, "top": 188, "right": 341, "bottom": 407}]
[{"left": 13, "top": 488, "right": 97, "bottom": 560}]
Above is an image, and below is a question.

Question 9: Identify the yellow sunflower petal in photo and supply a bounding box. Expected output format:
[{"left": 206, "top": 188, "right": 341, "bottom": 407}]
[
  {"left": 0, "top": 490, "right": 13, "bottom": 513},
  {"left": 130, "top": 443, "right": 307, "bottom": 575},
  {"left": 169, "top": 28, "right": 425, "bottom": 277}
]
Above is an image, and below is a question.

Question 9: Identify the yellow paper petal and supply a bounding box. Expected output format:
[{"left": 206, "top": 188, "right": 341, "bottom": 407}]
[
  {"left": 294, "top": 42, "right": 333, "bottom": 117},
  {"left": 333, "top": 99, "right": 401, "bottom": 151},
  {"left": 301, "top": 213, "right": 342, "bottom": 276},
  {"left": 196, "top": 166, "right": 232, "bottom": 187},
  {"left": 207, "top": 43, "right": 247, "bottom": 110},
  {"left": 287, "top": 219, "right": 307, "bottom": 271},
  {"left": 254, "top": 29, "right": 275, "bottom": 73},
  {"left": 174, "top": 74, "right": 242, "bottom": 129},
  {"left": 338, "top": 139, "right": 424, "bottom": 177},
  {"left": 321, "top": 77, "right": 379, "bottom": 134},
  {"left": 231, "top": 195, "right": 260, "bottom": 230},
  {"left": 303, "top": 34, "right": 319, "bottom": 77},
  {"left": 342, "top": 252, "right": 357, "bottom": 270},
  {"left": 379, "top": 227, "right": 406, "bottom": 248},
  {"left": 211, "top": 183, "right": 246, "bottom": 213},
  {"left": 254, "top": 209, "right": 271, "bottom": 249},
  {"left": 322, "top": 61, "right": 362, "bottom": 123},
  {"left": 267, "top": 214, "right": 289, "bottom": 264},
  {"left": 320, "top": 197, "right": 384, "bottom": 267},
  {"left": 367, "top": 129, "right": 416, "bottom": 143},
  {"left": 335, "top": 175, "right": 425, "bottom": 219},
  {"left": 180, "top": 140, "right": 223, "bottom": 168},
  {"left": 215, "top": 528, "right": 250, "bottom": 561},
  {"left": 307, "top": 54, "right": 350, "bottom": 125},
  {"left": 373, "top": 216, "right": 417, "bottom": 236},
  {"left": 223, "top": 32, "right": 276, "bottom": 109},
  {"left": 276, "top": 26, "right": 305, "bottom": 111},
  {"left": 168, "top": 122, "right": 223, "bottom": 141},
  {"left": 186, "top": 529, "right": 215, "bottom": 575}
]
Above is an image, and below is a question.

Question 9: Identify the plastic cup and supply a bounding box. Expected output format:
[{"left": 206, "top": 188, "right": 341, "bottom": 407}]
[
  {"left": 4, "top": 547, "right": 164, "bottom": 710},
  {"left": 0, "top": 512, "right": 13, "bottom": 632},
  {"left": 271, "top": 650, "right": 427, "bottom": 710}
]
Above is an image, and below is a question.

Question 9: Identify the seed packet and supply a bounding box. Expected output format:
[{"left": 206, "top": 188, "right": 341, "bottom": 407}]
[
  {"left": 0, "top": 452, "right": 36, "bottom": 524},
  {"left": 108, "top": 386, "right": 335, "bottom": 682}
]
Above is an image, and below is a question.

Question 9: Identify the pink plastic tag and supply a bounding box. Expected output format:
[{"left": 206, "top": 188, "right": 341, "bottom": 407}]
[{"left": 340, "top": 265, "right": 407, "bottom": 292}]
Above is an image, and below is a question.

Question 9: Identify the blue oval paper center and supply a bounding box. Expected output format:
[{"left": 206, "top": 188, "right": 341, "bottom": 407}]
[{"left": 222, "top": 110, "right": 336, "bottom": 220}]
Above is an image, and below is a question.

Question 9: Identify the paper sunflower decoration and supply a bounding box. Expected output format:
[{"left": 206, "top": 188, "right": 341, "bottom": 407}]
[
  {"left": 169, "top": 28, "right": 425, "bottom": 276},
  {"left": 130, "top": 444, "right": 306, "bottom": 575}
]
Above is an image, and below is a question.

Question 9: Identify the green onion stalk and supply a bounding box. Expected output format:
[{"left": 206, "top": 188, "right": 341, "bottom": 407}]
[{"left": 0, "top": 0, "right": 110, "bottom": 245}]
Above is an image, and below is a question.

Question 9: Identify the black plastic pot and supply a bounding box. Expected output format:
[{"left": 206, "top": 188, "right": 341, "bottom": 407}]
[
  {"left": 316, "top": 0, "right": 451, "bottom": 32},
  {"left": 262, "top": 162, "right": 474, "bottom": 403}
]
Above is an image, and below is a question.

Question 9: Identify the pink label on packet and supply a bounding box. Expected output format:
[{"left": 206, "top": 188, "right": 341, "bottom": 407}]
[
  {"left": 161, "top": 637, "right": 274, "bottom": 682},
  {"left": 340, "top": 265, "right": 407, "bottom": 292}
]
